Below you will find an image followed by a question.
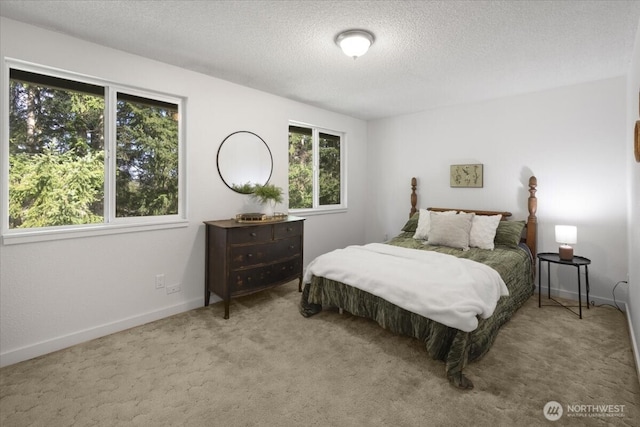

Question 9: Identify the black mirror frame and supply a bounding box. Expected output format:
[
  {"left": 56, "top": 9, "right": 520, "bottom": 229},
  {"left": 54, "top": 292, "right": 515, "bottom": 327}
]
[{"left": 216, "top": 131, "right": 274, "bottom": 194}]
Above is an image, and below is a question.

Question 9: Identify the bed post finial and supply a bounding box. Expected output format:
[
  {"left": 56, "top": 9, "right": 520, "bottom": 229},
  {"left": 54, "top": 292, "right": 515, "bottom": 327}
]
[
  {"left": 528, "top": 176, "right": 537, "bottom": 219},
  {"left": 410, "top": 177, "right": 417, "bottom": 218},
  {"left": 526, "top": 176, "right": 538, "bottom": 265}
]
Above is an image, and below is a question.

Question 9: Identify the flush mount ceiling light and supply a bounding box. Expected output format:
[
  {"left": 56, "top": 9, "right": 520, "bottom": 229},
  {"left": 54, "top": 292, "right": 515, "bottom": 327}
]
[{"left": 335, "top": 29, "right": 375, "bottom": 59}]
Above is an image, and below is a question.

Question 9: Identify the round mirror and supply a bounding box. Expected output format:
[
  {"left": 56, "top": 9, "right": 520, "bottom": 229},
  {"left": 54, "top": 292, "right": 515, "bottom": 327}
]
[{"left": 217, "top": 131, "right": 273, "bottom": 194}]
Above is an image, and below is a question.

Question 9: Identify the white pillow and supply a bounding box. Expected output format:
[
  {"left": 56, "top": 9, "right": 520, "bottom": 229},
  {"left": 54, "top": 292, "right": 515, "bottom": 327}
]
[
  {"left": 468, "top": 214, "right": 502, "bottom": 250},
  {"left": 427, "top": 212, "right": 475, "bottom": 250},
  {"left": 412, "top": 209, "right": 457, "bottom": 240}
]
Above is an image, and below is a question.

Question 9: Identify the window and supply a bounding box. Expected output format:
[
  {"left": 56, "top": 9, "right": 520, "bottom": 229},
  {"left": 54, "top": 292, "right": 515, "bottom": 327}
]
[
  {"left": 288, "top": 123, "right": 345, "bottom": 212},
  {"left": 4, "top": 63, "right": 184, "bottom": 240},
  {"left": 115, "top": 93, "right": 179, "bottom": 218}
]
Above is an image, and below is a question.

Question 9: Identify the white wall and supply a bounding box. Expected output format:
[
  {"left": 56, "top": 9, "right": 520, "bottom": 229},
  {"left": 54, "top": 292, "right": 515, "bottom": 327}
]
[
  {"left": 366, "top": 77, "right": 629, "bottom": 307},
  {"left": 0, "top": 18, "right": 368, "bottom": 367},
  {"left": 626, "top": 18, "right": 640, "bottom": 379}
]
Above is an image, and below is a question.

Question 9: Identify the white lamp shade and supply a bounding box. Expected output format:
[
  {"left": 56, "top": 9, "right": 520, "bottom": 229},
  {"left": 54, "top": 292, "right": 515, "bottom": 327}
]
[
  {"left": 336, "top": 30, "right": 374, "bottom": 58},
  {"left": 555, "top": 225, "right": 577, "bottom": 244}
]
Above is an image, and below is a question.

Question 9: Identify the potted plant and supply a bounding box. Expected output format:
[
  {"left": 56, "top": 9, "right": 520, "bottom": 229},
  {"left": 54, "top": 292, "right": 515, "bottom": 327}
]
[
  {"left": 251, "top": 183, "right": 283, "bottom": 216},
  {"left": 231, "top": 181, "right": 256, "bottom": 195}
]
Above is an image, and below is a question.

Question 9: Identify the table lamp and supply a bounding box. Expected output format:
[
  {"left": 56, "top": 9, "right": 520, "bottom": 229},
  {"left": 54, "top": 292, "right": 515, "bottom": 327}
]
[{"left": 555, "top": 225, "right": 577, "bottom": 261}]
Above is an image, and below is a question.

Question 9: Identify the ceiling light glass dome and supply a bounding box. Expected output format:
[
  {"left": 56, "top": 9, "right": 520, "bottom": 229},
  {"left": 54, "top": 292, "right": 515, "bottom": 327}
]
[{"left": 335, "top": 30, "right": 375, "bottom": 59}]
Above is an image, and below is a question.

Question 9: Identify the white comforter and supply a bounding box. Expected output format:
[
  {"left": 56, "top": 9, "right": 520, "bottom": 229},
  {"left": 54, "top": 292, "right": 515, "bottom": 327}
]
[{"left": 303, "top": 243, "right": 509, "bottom": 332}]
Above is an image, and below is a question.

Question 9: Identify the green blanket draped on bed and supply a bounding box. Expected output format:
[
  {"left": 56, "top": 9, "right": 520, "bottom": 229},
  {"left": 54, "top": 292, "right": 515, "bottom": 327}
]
[{"left": 299, "top": 232, "right": 534, "bottom": 389}]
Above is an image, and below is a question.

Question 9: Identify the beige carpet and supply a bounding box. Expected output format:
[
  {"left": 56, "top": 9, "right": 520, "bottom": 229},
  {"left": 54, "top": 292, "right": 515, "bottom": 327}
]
[{"left": 1, "top": 281, "right": 638, "bottom": 426}]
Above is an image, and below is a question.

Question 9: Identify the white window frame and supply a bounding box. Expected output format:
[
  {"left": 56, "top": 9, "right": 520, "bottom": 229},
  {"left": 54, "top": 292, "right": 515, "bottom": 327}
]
[
  {"left": 1, "top": 59, "right": 187, "bottom": 245},
  {"left": 288, "top": 121, "right": 347, "bottom": 215}
]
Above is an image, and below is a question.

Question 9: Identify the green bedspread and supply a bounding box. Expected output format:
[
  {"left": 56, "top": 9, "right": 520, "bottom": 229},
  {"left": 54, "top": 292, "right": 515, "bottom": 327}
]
[{"left": 299, "top": 232, "right": 534, "bottom": 389}]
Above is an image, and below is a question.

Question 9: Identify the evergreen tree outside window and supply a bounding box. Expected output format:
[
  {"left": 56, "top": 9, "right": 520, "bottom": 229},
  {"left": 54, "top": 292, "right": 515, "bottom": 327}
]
[
  {"left": 116, "top": 93, "right": 179, "bottom": 218},
  {"left": 288, "top": 123, "right": 345, "bottom": 212},
  {"left": 318, "top": 132, "right": 341, "bottom": 206},
  {"left": 4, "top": 63, "right": 184, "bottom": 239}
]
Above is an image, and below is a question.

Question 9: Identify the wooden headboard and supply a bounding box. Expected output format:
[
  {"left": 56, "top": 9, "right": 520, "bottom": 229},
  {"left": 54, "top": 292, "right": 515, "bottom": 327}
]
[{"left": 409, "top": 176, "right": 538, "bottom": 260}]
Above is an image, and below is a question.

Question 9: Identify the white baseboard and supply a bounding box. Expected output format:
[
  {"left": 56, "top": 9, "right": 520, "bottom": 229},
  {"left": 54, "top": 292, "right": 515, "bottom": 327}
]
[
  {"left": 0, "top": 297, "right": 203, "bottom": 368},
  {"left": 624, "top": 302, "right": 640, "bottom": 387}
]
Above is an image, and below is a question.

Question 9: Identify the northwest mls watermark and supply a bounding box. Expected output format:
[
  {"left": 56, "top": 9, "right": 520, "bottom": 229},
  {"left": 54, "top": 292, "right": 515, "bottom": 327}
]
[{"left": 543, "top": 401, "right": 626, "bottom": 421}]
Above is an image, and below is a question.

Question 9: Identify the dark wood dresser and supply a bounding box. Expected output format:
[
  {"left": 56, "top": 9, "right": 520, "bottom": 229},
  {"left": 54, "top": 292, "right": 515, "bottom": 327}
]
[{"left": 203, "top": 216, "right": 305, "bottom": 318}]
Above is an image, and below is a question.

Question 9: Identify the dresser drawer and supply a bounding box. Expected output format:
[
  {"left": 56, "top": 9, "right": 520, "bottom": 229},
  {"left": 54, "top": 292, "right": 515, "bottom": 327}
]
[
  {"left": 231, "top": 258, "right": 302, "bottom": 293},
  {"left": 229, "top": 243, "right": 272, "bottom": 268},
  {"left": 273, "top": 236, "right": 302, "bottom": 259},
  {"left": 269, "top": 258, "right": 302, "bottom": 283},
  {"left": 229, "top": 236, "right": 301, "bottom": 270},
  {"left": 274, "top": 221, "right": 303, "bottom": 239},
  {"left": 228, "top": 225, "right": 272, "bottom": 244}
]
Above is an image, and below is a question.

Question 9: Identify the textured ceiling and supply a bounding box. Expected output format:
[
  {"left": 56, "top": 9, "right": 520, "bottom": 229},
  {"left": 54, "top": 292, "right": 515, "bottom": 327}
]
[{"left": 1, "top": 0, "right": 639, "bottom": 120}]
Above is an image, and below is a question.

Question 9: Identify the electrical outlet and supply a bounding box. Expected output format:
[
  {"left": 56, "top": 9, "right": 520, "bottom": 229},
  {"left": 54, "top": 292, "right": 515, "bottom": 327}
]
[
  {"left": 166, "top": 283, "right": 181, "bottom": 295},
  {"left": 155, "top": 274, "right": 165, "bottom": 289}
]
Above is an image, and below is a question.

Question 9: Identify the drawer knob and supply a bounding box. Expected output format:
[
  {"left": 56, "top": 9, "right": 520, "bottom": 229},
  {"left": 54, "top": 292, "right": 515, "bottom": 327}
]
[
  {"left": 250, "top": 232, "right": 257, "bottom": 237},
  {"left": 289, "top": 245, "right": 295, "bottom": 249},
  {"left": 287, "top": 227, "right": 293, "bottom": 231},
  {"left": 247, "top": 253, "right": 253, "bottom": 258}
]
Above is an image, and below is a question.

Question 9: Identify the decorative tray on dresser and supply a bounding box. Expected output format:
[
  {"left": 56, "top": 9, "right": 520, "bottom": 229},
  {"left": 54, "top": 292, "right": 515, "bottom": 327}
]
[{"left": 203, "top": 215, "right": 305, "bottom": 318}]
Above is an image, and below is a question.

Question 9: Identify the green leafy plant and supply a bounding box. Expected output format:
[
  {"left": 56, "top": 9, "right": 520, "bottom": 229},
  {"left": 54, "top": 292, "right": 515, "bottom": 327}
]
[
  {"left": 231, "top": 182, "right": 256, "bottom": 194},
  {"left": 251, "top": 183, "right": 283, "bottom": 205}
]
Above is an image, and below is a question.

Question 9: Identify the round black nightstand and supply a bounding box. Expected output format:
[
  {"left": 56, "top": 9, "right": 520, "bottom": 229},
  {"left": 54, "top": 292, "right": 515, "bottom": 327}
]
[{"left": 537, "top": 252, "right": 591, "bottom": 319}]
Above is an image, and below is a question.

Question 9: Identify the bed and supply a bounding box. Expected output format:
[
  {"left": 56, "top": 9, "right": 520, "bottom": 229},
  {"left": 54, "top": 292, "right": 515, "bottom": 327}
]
[{"left": 299, "top": 176, "right": 538, "bottom": 389}]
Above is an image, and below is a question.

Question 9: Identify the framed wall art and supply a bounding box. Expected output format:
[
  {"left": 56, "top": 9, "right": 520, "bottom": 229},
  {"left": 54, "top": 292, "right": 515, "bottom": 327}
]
[
  {"left": 635, "top": 92, "right": 639, "bottom": 163},
  {"left": 450, "top": 164, "right": 483, "bottom": 188},
  {"left": 635, "top": 92, "right": 640, "bottom": 163},
  {"left": 635, "top": 120, "right": 639, "bottom": 163}
]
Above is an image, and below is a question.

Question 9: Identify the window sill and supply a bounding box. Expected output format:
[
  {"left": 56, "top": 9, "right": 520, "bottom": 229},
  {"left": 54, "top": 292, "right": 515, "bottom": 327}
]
[
  {"left": 2, "top": 219, "right": 189, "bottom": 245},
  {"left": 288, "top": 207, "right": 347, "bottom": 216}
]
